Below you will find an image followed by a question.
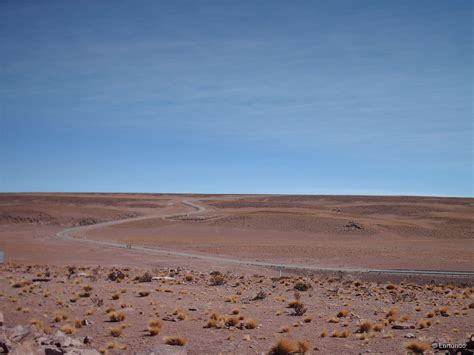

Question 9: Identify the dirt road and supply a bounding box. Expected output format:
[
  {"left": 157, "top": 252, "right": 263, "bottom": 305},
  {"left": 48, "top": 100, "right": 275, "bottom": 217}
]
[{"left": 56, "top": 199, "right": 474, "bottom": 278}]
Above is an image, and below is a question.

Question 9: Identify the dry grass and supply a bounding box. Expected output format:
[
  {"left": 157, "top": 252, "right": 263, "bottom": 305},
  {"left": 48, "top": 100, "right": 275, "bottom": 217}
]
[
  {"left": 417, "top": 319, "right": 432, "bottom": 329},
  {"left": 357, "top": 320, "right": 373, "bottom": 333},
  {"left": 404, "top": 340, "right": 431, "bottom": 353},
  {"left": 294, "top": 280, "right": 312, "bottom": 291},
  {"left": 60, "top": 324, "right": 76, "bottom": 335},
  {"left": 148, "top": 319, "right": 163, "bottom": 336},
  {"left": 210, "top": 275, "right": 226, "bottom": 286},
  {"left": 30, "top": 319, "right": 51, "bottom": 334},
  {"left": 106, "top": 342, "right": 127, "bottom": 350},
  {"left": 53, "top": 311, "right": 68, "bottom": 323},
  {"left": 176, "top": 311, "right": 187, "bottom": 321},
  {"left": 225, "top": 315, "right": 240, "bottom": 327},
  {"left": 373, "top": 323, "right": 384, "bottom": 332},
  {"left": 337, "top": 309, "right": 350, "bottom": 318},
  {"left": 385, "top": 307, "right": 398, "bottom": 323},
  {"left": 331, "top": 329, "right": 350, "bottom": 338},
  {"left": 163, "top": 336, "right": 187, "bottom": 346},
  {"left": 245, "top": 319, "right": 258, "bottom": 329},
  {"left": 268, "top": 338, "right": 311, "bottom": 355},
  {"left": 110, "top": 327, "right": 122, "bottom": 337},
  {"left": 288, "top": 300, "right": 302, "bottom": 309},
  {"left": 109, "top": 311, "right": 126, "bottom": 322}
]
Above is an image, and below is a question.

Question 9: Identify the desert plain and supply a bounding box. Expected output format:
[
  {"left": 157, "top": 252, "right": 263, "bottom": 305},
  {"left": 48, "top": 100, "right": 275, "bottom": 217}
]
[{"left": 0, "top": 193, "right": 473, "bottom": 354}]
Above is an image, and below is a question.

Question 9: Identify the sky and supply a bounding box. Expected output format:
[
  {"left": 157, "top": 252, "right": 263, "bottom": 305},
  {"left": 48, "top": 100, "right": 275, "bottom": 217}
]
[{"left": 0, "top": 0, "right": 472, "bottom": 196}]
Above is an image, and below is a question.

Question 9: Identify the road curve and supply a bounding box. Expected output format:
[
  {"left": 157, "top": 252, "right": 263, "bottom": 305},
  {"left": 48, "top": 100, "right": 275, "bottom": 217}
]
[{"left": 56, "top": 199, "right": 474, "bottom": 278}]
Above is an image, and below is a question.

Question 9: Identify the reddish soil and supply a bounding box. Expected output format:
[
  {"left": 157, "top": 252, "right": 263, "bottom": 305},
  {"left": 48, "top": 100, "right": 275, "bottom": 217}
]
[{"left": 0, "top": 193, "right": 472, "bottom": 354}]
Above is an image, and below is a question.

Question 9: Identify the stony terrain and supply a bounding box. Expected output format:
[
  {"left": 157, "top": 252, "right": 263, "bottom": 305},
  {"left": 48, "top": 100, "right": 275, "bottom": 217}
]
[
  {"left": 1, "top": 264, "right": 473, "bottom": 354},
  {"left": 0, "top": 193, "right": 472, "bottom": 354}
]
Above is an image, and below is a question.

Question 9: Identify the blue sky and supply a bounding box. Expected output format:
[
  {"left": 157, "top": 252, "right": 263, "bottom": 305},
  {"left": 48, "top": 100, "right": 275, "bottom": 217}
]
[{"left": 1, "top": 0, "right": 472, "bottom": 196}]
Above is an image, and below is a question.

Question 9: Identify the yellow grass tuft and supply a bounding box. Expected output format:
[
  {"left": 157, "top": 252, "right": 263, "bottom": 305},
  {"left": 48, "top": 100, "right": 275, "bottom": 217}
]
[
  {"left": 109, "top": 311, "right": 126, "bottom": 322},
  {"left": 405, "top": 340, "right": 431, "bottom": 353},
  {"left": 268, "top": 338, "right": 311, "bottom": 355},
  {"left": 110, "top": 327, "right": 122, "bottom": 337},
  {"left": 148, "top": 319, "right": 163, "bottom": 336},
  {"left": 337, "top": 309, "right": 350, "bottom": 318},
  {"left": 358, "top": 320, "right": 373, "bottom": 333},
  {"left": 245, "top": 319, "right": 258, "bottom": 329},
  {"left": 163, "top": 335, "right": 187, "bottom": 346},
  {"left": 60, "top": 324, "right": 76, "bottom": 335}
]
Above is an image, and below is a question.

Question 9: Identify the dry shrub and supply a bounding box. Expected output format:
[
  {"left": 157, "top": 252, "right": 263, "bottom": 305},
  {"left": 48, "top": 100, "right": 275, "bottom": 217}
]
[
  {"left": 138, "top": 291, "right": 150, "bottom": 297},
  {"left": 405, "top": 340, "right": 431, "bottom": 353},
  {"left": 268, "top": 338, "right": 311, "bottom": 355},
  {"left": 112, "top": 293, "right": 120, "bottom": 300},
  {"left": 253, "top": 289, "right": 267, "bottom": 300},
  {"left": 210, "top": 275, "right": 226, "bottom": 286},
  {"left": 231, "top": 308, "right": 240, "bottom": 315},
  {"left": 294, "top": 281, "right": 312, "bottom": 292},
  {"left": 303, "top": 316, "right": 312, "bottom": 323},
  {"left": 185, "top": 275, "right": 193, "bottom": 282},
  {"left": 138, "top": 271, "right": 153, "bottom": 283},
  {"left": 163, "top": 336, "right": 187, "bottom": 346},
  {"left": 280, "top": 325, "right": 290, "bottom": 333},
  {"left": 320, "top": 331, "right": 328, "bottom": 338}
]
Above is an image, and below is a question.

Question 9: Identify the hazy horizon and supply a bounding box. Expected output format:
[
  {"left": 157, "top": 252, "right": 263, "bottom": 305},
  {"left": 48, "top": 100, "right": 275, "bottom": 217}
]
[{"left": 1, "top": 1, "right": 472, "bottom": 197}]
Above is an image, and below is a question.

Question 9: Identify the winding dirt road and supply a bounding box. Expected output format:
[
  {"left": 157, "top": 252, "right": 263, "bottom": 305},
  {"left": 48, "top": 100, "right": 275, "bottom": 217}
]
[{"left": 56, "top": 199, "right": 474, "bottom": 278}]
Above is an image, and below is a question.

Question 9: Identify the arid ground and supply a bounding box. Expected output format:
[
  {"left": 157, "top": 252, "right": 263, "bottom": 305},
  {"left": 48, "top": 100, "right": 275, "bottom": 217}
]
[{"left": 0, "top": 193, "right": 473, "bottom": 354}]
